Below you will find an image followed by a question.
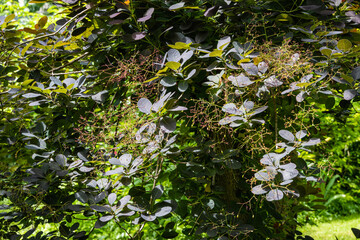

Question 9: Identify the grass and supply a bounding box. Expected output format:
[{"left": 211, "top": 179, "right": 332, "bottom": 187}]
[{"left": 298, "top": 214, "right": 360, "bottom": 240}]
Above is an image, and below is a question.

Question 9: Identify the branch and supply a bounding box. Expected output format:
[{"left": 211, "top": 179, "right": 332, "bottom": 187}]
[
  {"left": 40, "top": 70, "right": 92, "bottom": 76},
  {"left": 51, "top": 52, "right": 90, "bottom": 72},
  {"left": 5, "top": 5, "right": 95, "bottom": 65},
  {"left": 115, "top": 220, "right": 134, "bottom": 240},
  {"left": 22, "top": 7, "right": 92, "bottom": 46}
]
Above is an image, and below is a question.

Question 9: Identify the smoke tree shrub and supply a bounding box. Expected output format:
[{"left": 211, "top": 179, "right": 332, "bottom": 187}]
[{"left": 1, "top": 0, "right": 360, "bottom": 239}]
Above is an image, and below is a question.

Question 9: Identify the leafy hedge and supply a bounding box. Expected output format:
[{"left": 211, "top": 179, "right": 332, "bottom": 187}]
[{"left": 1, "top": 0, "right": 360, "bottom": 239}]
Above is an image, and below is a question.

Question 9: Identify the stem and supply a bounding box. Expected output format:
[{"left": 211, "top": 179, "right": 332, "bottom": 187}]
[
  {"left": 115, "top": 220, "right": 134, "bottom": 239},
  {"left": 51, "top": 52, "right": 90, "bottom": 72}
]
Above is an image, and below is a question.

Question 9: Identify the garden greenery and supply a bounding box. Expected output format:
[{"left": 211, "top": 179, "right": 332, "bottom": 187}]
[{"left": 1, "top": 0, "right": 360, "bottom": 239}]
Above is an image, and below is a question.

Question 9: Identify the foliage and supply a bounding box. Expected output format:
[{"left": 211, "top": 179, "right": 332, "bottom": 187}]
[
  {"left": 1, "top": 0, "right": 360, "bottom": 239},
  {"left": 298, "top": 214, "right": 360, "bottom": 240}
]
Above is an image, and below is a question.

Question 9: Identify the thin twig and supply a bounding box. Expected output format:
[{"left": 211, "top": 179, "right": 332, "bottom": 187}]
[
  {"left": 40, "top": 70, "right": 92, "bottom": 76},
  {"left": 115, "top": 220, "right": 134, "bottom": 240},
  {"left": 132, "top": 222, "right": 146, "bottom": 239},
  {"left": 51, "top": 52, "right": 90, "bottom": 72},
  {"left": 5, "top": 6, "right": 94, "bottom": 65}
]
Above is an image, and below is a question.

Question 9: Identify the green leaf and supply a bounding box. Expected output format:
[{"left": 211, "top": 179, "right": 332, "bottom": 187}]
[
  {"left": 320, "top": 48, "right": 332, "bottom": 58},
  {"left": 274, "top": 148, "right": 285, "bottom": 153},
  {"left": 209, "top": 49, "right": 223, "bottom": 57},
  {"left": 166, "top": 62, "right": 181, "bottom": 70},
  {"left": 337, "top": 39, "right": 352, "bottom": 52},
  {"left": 5, "top": 14, "right": 15, "bottom": 23},
  {"left": 53, "top": 88, "right": 67, "bottom": 94},
  {"left": 296, "top": 82, "right": 312, "bottom": 88},
  {"left": 341, "top": 74, "right": 354, "bottom": 83},
  {"left": 37, "top": 16, "right": 48, "bottom": 29},
  {"left": 237, "top": 58, "right": 251, "bottom": 65},
  {"left": 21, "top": 42, "right": 33, "bottom": 56},
  {"left": 168, "top": 42, "right": 191, "bottom": 50}
]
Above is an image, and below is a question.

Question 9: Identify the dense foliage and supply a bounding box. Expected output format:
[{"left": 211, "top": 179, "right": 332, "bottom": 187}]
[{"left": 1, "top": 0, "right": 360, "bottom": 239}]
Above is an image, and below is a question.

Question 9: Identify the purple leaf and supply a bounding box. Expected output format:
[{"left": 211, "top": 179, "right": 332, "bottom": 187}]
[
  {"left": 79, "top": 166, "right": 94, "bottom": 172},
  {"left": 279, "top": 130, "right": 295, "bottom": 142},
  {"left": 62, "top": 0, "right": 79, "bottom": 4},
  {"left": 141, "top": 214, "right": 156, "bottom": 221},
  {"left": 222, "top": 103, "right": 242, "bottom": 115},
  {"left": 109, "top": 20, "right": 124, "bottom": 25},
  {"left": 301, "top": 138, "right": 321, "bottom": 147},
  {"left": 240, "top": 63, "right": 258, "bottom": 76},
  {"left": 119, "top": 154, "right": 132, "bottom": 167},
  {"left": 229, "top": 74, "right": 254, "bottom": 87},
  {"left": 154, "top": 206, "right": 172, "bottom": 217},
  {"left": 160, "top": 117, "right": 176, "bottom": 133},
  {"left": 168, "top": 106, "right": 187, "bottom": 111},
  {"left": 138, "top": 8, "right": 154, "bottom": 22},
  {"left": 169, "top": 2, "right": 185, "bottom": 11},
  {"left": 104, "top": 167, "right": 124, "bottom": 176},
  {"left": 295, "top": 130, "right": 307, "bottom": 139},
  {"left": 204, "top": 6, "right": 218, "bottom": 17},
  {"left": 56, "top": 154, "right": 67, "bottom": 167},
  {"left": 137, "top": 98, "right": 152, "bottom": 114},
  {"left": 167, "top": 49, "right": 181, "bottom": 62},
  {"left": 251, "top": 184, "right": 268, "bottom": 195},
  {"left": 23, "top": 93, "right": 42, "bottom": 98},
  {"left": 264, "top": 75, "right": 283, "bottom": 87},
  {"left": 108, "top": 193, "right": 117, "bottom": 205},
  {"left": 266, "top": 189, "right": 284, "bottom": 201},
  {"left": 75, "top": 191, "right": 88, "bottom": 203},
  {"left": 94, "top": 192, "right": 106, "bottom": 203},
  {"left": 119, "top": 195, "right": 131, "bottom": 209},
  {"left": 344, "top": 89, "right": 358, "bottom": 100},
  {"left": 132, "top": 32, "right": 146, "bottom": 40},
  {"left": 217, "top": 36, "right": 231, "bottom": 50},
  {"left": 258, "top": 62, "right": 268, "bottom": 74},
  {"left": 99, "top": 215, "right": 113, "bottom": 222}
]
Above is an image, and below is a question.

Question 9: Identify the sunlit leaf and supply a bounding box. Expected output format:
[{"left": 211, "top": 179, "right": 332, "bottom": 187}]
[
  {"left": 337, "top": 39, "right": 352, "bottom": 51},
  {"left": 166, "top": 61, "right": 181, "bottom": 70}
]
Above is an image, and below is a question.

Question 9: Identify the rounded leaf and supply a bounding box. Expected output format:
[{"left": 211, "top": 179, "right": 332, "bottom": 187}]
[
  {"left": 154, "top": 206, "right": 172, "bottom": 217},
  {"left": 56, "top": 154, "right": 67, "bottom": 167},
  {"left": 160, "top": 117, "right": 176, "bottom": 133},
  {"left": 240, "top": 63, "right": 258, "bottom": 76},
  {"left": 217, "top": 36, "right": 231, "bottom": 50},
  {"left": 344, "top": 89, "right": 358, "bottom": 100},
  {"left": 108, "top": 193, "right": 117, "bottom": 205},
  {"left": 251, "top": 184, "right": 268, "bottom": 195},
  {"left": 167, "top": 49, "right": 181, "bottom": 62},
  {"left": 119, "top": 195, "right": 131, "bottom": 209},
  {"left": 295, "top": 130, "right": 307, "bottom": 139},
  {"left": 137, "top": 8, "right": 154, "bottom": 22},
  {"left": 266, "top": 189, "right": 284, "bottom": 201},
  {"left": 132, "top": 32, "right": 146, "bottom": 40},
  {"left": 264, "top": 75, "right": 283, "bottom": 88},
  {"left": 169, "top": 2, "right": 185, "bottom": 10},
  {"left": 258, "top": 62, "right": 268, "bottom": 74},
  {"left": 222, "top": 103, "right": 242, "bottom": 115},
  {"left": 229, "top": 74, "right": 253, "bottom": 87},
  {"left": 141, "top": 214, "right": 156, "bottom": 221},
  {"left": 178, "top": 81, "right": 188, "bottom": 92},
  {"left": 138, "top": 98, "right": 152, "bottom": 114},
  {"left": 152, "top": 185, "right": 164, "bottom": 200},
  {"left": 160, "top": 76, "right": 177, "bottom": 87},
  {"left": 337, "top": 39, "right": 352, "bottom": 51},
  {"left": 99, "top": 215, "right": 113, "bottom": 222},
  {"left": 279, "top": 130, "right": 295, "bottom": 142},
  {"left": 119, "top": 154, "right": 132, "bottom": 167},
  {"left": 75, "top": 191, "right": 88, "bottom": 203}
]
